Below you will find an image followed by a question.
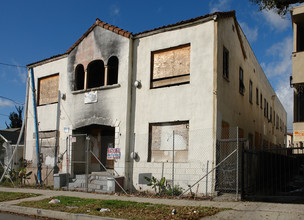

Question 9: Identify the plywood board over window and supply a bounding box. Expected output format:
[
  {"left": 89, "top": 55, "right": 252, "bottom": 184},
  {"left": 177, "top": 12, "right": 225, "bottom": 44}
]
[
  {"left": 38, "top": 74, "right": 59, "bottom": 105},
  {"left": 151, "top": 44, "right": 190, "bottom": 88},
  {"left": 148, "top": 121, "right": 189, "bottom": 162}
]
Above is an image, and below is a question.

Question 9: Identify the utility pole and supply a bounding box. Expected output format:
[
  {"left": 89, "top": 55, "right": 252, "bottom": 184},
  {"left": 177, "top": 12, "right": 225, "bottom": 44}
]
[{"left": 30, "top": 68, "right": 42, "bottom": 185}]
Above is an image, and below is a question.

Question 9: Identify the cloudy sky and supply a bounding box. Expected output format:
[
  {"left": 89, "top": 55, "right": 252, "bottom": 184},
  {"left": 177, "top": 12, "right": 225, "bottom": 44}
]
[{"left": 0, "top": 0, "right": 297, "bottom": 131}]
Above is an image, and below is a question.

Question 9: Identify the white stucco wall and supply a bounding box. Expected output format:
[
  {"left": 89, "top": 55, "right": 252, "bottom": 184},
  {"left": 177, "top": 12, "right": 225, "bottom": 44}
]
[
  {"left": 216, "top": 17, "right": 287, "bottom": 147},
  {"left": 25, "top": 56, "right": 68, "bottom": 166},
  {"left": 131, "top": 20, "right": 216, "bottom": 193}
]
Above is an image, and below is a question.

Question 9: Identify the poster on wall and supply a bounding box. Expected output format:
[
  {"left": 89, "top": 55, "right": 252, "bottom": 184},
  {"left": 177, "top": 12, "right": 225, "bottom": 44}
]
[
  {"left": 107, "top": 148, "right": 121, "bottom": 160},
  {"left": 294, "top": 130, "right": 304, "bottom": 142},
  {"left": 84, "top": 91, "right": 97, "bottom": 104}
]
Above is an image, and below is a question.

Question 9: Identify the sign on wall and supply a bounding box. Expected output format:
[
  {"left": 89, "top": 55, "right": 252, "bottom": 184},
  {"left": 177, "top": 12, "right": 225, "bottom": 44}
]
[
  {"left": 294, "top": 130, "right": 304, "bottom": 142},
  {"left": 84, "top": 91, "right": 97, "bottom": 104},
  {"left": 107, "top": 148, "right": 121, "bottom": 160}
]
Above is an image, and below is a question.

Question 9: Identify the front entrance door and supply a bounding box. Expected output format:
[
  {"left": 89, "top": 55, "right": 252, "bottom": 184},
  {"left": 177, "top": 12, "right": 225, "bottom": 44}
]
[{"left": 74, "top": 125, "right": 115, "bottom": 172}]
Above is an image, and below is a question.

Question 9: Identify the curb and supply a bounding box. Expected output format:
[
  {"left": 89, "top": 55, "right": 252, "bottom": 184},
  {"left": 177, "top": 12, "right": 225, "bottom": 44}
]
[{"left": 0, "top": 204, "right": 122, "bottom": 220}]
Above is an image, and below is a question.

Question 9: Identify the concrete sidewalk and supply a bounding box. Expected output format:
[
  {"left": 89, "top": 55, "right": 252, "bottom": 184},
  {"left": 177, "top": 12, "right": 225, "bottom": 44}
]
[{"left": 0, "top": 186, "right": 303, "bottom": 219}]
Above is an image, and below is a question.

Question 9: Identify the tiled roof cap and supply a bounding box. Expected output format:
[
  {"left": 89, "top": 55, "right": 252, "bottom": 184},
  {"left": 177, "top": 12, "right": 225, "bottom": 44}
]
[{"left": 66, "top": 18, "right": 132, "bottom": 54}]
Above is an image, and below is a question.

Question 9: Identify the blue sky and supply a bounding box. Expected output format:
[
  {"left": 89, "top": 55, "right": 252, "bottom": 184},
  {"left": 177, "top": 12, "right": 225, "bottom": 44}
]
[{"left": 0, "top": 0, "right": 297, "bottom": 131}]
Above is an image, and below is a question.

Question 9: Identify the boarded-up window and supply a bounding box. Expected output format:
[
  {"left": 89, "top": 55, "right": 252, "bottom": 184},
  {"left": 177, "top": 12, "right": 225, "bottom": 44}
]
[
  {"left": 151, "top": 44, "right": 190, "bottom": 88},
  {"left": 221, "top": 121, "right": 230, "bottom": 139},
  {"left": 38, "top": 74, "right": 59, "bottom": 105},
  {"left": 33, "top": 130, "right": 58, "bottom": 167},
  {"left": 148, "top": 121, "right": 189, "bottom": 162}
]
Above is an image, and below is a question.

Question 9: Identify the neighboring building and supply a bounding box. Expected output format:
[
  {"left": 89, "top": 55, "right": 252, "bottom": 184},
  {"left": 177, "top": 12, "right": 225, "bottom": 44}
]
[
  {"left": 287, "top": 132, "right": 294, "bottom": 148},
  {"left": 25, "top": 10, "right": 287, "bottom": 193},
  {"left": 291, "top": 5, "right": 304, "bottom": 148},
  {"left": 0, "top": 128, "right": 24, "bottom": 171}
]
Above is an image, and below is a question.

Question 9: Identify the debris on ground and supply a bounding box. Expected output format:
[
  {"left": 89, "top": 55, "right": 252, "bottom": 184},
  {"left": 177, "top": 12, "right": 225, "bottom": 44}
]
[
  {"left": 171, "top": 209, "right": 176, "bottom": 215},
  {"left": 48, "top": 199, "right": 60, "bottom": 204},
  {"left": 66, "top": 206, "right": 78, "bottom": 209}
]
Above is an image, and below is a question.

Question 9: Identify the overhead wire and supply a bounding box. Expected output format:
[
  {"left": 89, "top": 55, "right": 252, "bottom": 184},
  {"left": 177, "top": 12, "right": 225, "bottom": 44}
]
[
  {"left": 0, "top": 95, "right": 24, "bottom": 105},
  {"left": 0, "top": 62, "right": 27, "bottom": 68}
]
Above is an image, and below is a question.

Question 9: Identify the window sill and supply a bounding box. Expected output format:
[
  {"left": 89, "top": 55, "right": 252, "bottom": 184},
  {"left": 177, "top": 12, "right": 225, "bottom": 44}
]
[
  {"left": 223, "top": 75, "right": 229, "bottom": 82},
  {"left": 38, "top": 102, "right": 58, "bottom": 107},
  {"left": 72, "top": 84, "right": 120, "bottom": 95}
]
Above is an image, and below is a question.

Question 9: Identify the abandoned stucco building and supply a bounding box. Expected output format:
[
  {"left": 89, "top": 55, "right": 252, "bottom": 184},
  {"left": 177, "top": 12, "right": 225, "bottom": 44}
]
[
  {"left": 291, "top": 5, "right": 304, "bottom": 147},
  {"left": 25, "top": 10, "right": 287, "bottom": 193}
]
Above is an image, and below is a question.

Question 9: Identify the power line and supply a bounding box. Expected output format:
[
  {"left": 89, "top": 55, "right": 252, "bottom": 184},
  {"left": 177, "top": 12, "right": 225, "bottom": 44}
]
[
  {"left": 0, "top": 96, "right": 24, "bottom": 105},
  {"left": 0, "top": 62, "right": 27, "bottom": 68},
  {"left": 0, "top": 114, "right": 9, "bottom": 117}
]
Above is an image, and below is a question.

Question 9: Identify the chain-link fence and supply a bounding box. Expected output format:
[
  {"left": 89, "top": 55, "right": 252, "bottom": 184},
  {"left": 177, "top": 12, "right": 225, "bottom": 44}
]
[
  {"left": 56, "top": 134, "right": 125, "bottom": 194},
  {"left": 56, "top": 126, "right": 246, "bottom": 200},
  {"left": 132, "top": 126, "right": 247, "bottom": 200}
]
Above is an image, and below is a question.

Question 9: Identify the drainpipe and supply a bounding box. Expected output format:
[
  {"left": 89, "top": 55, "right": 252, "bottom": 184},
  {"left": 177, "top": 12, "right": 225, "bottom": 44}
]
[
  {"left": 30, "top": 68, "right": 42, "bottom": 185},
  {"left": 53, "top": 91, "right": 61, "bottom": 174}
]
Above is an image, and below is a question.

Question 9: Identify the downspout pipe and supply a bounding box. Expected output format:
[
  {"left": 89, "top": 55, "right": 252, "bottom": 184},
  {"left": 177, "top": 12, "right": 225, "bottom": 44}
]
[{"left": 30, "top": 68, "right": 42, "bottom": 185}]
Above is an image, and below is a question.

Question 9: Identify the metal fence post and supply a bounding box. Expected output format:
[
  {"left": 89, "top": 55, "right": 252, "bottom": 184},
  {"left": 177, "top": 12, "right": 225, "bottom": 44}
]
[
  {"left": 236, "top": 126, "right": 239, "bottom": 201},
  {"left": 85, "top": 136, "right": 90, "bottom": 192},
  {"left": 241, "top": 142, "right": 245, "bottom": 201},
  {"left": 206, "top": 160, "right": 209, "bottom": 196},
  {"left": 172, "top": 130, "right": 175, "bottom": 196}
]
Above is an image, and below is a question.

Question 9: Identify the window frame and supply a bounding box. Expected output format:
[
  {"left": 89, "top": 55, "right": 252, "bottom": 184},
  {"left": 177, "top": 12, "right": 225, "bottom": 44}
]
[
  {"left": 223, "top": 46, "right": 229, "bottom": 80},
  {"left": 150, "top": 44, "right": 191, "bottom": 89},
  {"left": 239, "top": 67, "right": 245, "bottom": 95},
  {"left": 37, "top": 73, "right": 59, "bottom": 106},
  {"left": 249, "top": 80, "right": 253, "bottom": 103},
  {"left": 256, "top": 88, "right": 259, "bottom": 105}
]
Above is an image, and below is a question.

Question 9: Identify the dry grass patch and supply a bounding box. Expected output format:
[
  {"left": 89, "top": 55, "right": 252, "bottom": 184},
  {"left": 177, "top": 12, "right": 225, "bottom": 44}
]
[
  {"left": 18, "top": 196, "right": 227, "bottom": 219},
  {"left": 0, "top": 191, "right": 40, "bottom": 202}
]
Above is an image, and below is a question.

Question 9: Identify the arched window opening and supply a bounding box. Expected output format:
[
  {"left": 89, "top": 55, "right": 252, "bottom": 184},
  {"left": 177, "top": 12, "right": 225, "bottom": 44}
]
[
  {"left": 75, "top": 64, "right": 85, "bottom": 90},
  {"left": 87, "top": 60, "right": 105, "bottom": 89},
  {"left": 107, "top": 56, "right": 119, "bottom": 85}
]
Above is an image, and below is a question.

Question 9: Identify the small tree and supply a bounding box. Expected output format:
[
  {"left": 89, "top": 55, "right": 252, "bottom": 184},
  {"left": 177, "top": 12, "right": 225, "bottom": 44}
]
[{"left": 5, "top": 106, "right": 23, "bottom": 129}]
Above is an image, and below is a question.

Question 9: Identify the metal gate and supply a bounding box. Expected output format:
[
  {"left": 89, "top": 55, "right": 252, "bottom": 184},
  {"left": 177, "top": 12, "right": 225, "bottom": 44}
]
[
  {"left": 242, "top": 147, "right": 304, "bottom": 203},
  {"left": 216, "top": 138, "right": 247, "bottom": 192}
]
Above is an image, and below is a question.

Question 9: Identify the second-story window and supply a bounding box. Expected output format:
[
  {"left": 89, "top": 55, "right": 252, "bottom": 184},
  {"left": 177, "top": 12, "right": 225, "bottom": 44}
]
[
  {"left": 223, "top": 46, "right": 229, "bottom": 79},
  {"left": 239, "top": 67, "right": 244, "bottom": 94},
  {"left": 151, "top": 44, "right": 190, "bottom": 88},
  {"left": 249, "top": 80, "right": 253, "bottom": 103},
  {"left": 264, "top": 98, "right": 267, "bottom": 117},
  {"left": 256, "top": 88, "right": 259, "bottom": 105},
  {"left": 297, "top": 23, "right": 304, "bottom": 52},
  {"left": 87, "top": 60, "right": 105, "bottom": 89},
  {"left": 75, "top": 64, "right": 85, "bottom": 90},
  {"left": 107, "top": 56, "right": 119, "bottom": 85}
]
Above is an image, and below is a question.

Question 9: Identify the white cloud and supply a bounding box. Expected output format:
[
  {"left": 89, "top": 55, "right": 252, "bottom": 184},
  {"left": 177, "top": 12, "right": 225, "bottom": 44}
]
[
  {"left": 275, "top": 80, "right": 293, "bottom": 131},
  {"left": 239, "top": 22, "right": 258, "bottom": 43},
  {"left": 209, "top": 0, "right": 231, "bottom": 13},
  {"left": 263, "top": 37, "right": 292, "bottom": 78},
  {"left": 0, "top": 99, "right": 15, "bottom": 107},
  {"left": 262, "top": 9, "right": 289, "bottom": 32}
]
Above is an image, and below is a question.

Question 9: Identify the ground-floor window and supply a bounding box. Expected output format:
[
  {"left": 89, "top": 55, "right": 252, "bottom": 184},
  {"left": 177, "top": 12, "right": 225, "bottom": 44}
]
[{"left": 148, "top": 121, "right": 189, "bottom": 162}]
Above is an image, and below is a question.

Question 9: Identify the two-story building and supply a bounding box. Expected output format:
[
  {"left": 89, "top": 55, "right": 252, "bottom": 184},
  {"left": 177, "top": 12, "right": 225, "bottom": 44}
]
[
  {"left": 25, "top": 10, "right": 287, "bottom": 193},
  {"left": 291, "top": 5, "right": 304, "bottom": 147}
]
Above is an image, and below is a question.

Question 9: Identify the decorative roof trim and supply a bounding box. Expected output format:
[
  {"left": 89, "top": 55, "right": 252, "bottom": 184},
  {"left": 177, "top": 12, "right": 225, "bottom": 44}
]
[{"left": 66, "top": 18, "right": 132, "bottom": 54}]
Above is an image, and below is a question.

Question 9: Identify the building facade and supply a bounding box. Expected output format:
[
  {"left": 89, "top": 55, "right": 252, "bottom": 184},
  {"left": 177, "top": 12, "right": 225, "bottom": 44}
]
[
  {"left": 291, "top": 5, "right": 304, "bottom": 147},
  {"left": 25, "top": 11, "right": 286, "bottom": 193}
]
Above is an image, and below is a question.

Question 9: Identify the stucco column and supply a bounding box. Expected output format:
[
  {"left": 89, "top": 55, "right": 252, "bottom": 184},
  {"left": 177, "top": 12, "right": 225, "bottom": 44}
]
[
  {"left": 104, "top": 66, "right": 108, "bottom": 86},
  {"left": 84, "top": 69, "right": 88, "bottom": 90}
]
